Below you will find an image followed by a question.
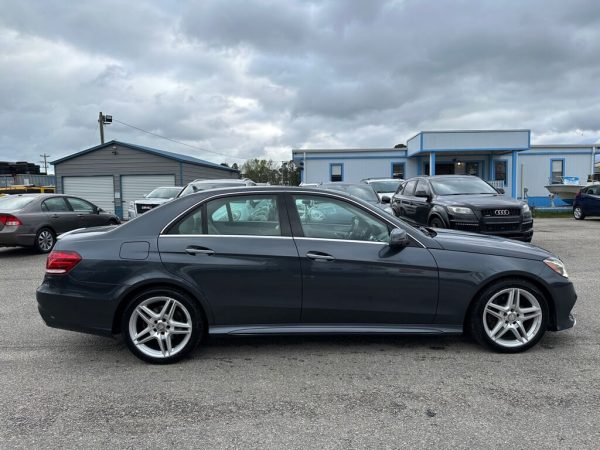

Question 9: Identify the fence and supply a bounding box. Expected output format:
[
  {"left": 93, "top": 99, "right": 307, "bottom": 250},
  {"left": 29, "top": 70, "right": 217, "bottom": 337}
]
[{"left": 0, "top": 174, "right": 56, "bottom": 187}]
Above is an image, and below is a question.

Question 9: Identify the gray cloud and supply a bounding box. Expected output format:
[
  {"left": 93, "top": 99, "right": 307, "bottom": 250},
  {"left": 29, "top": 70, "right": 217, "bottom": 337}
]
[{"left": 1, "top": 0, "right": 600, "bottom": 169}]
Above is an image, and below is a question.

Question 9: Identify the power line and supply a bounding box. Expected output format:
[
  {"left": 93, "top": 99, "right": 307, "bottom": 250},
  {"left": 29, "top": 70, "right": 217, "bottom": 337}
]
[{"left": 112, "top": 118, "right": 245, "bottom": 160}]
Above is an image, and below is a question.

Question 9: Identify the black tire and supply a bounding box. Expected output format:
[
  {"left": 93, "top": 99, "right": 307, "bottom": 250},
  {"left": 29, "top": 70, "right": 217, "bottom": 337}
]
[
  {"left": 469, "top": 279, "right": 548, "bottom": 353},
  {"left": 573, "top": 206, "right": 585, "bottom": 220},
  {"left": 107, "top": 219, "right": 119, "bottom": 225},
  {"left": 429, "top": 216, "right": 446, "bottom": 228},
  {"left": 121, "top": 288, "right": 204, "bottom": 364},
  {"left": 34, "top": 227, "right": 56, "bottom": 253}
]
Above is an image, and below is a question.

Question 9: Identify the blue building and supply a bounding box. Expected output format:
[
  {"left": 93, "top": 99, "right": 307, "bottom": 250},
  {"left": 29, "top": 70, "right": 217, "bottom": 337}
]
[{"left": 292, "top": 129, "right": 598, "bottom": 206}]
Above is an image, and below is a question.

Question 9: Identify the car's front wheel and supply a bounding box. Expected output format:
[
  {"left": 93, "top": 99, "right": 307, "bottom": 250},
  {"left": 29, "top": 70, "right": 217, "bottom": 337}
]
[
  {"left": 573, "top": 206, "right": 585, "bottom": 220},
  {"left": 429, "top": 216, "right": 446, "bottom": 228},
  {"left": 469, "top": 279, "right": 548, "bottom": 353},
  {"left": 122, "top": 289, "right": 204, "bottom": 364}
]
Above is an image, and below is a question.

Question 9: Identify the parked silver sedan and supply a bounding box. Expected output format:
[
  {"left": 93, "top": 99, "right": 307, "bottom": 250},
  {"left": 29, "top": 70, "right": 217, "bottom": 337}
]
[{"left": 0, "top": 194, "right": 120, "bottom": 253}]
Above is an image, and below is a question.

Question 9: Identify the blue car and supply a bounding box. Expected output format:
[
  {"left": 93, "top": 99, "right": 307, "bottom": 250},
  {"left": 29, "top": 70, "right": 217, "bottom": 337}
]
[{"left": 573, "top": 184, "right": 600, "bottom": 220}]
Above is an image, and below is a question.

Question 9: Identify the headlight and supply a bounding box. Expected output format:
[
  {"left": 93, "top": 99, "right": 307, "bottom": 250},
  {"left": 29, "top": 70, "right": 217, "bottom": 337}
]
[
  {"left": 544, "top": 257, "right": 568, "bottom": 278},
  {"left": 447, "top": 206, "right": 474, "bottom": 215},
  {"left": 522, "top": 204, "right": 530, "bottom": 214}
]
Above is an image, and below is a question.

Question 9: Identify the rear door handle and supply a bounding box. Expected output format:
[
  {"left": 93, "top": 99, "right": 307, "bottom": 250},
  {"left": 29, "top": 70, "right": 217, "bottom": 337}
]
[
  {"left": 185, "top": 246, "right": 215, "bottom": 256},
  {"left": 306, "top": 251, "right": 335, "bottom": 261}
]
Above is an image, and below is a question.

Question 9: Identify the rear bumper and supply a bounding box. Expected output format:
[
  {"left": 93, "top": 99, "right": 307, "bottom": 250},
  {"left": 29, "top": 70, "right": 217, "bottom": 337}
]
[
  {"left": 0, "top": 231, "right": 35, "bottom": 247},
  {"left": 36, "top": 278, "right": 120, "bottom": 336}
]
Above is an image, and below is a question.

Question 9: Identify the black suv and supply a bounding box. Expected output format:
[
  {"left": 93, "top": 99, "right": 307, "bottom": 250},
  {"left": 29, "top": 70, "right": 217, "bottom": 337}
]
[{"left": 390, "top": 175, "right": 533, "bottom": 241}]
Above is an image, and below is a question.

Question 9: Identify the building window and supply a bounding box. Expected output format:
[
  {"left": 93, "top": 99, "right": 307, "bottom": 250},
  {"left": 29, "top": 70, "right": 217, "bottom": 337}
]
[
  {"left": 330, "top": 163, "right": 343, "bottom": 182},
  {"left": 391, "top": 162, "right": 405, "bottom": 179},
  {"left": 551, "top": 159, "right": 564, "bottom": 183},
  {"left": 494, "top": 161, "right": 507, "bottom": 185}
]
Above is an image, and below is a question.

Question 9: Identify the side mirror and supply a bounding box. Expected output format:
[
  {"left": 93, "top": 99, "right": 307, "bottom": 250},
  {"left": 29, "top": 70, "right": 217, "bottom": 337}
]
[
  {"left": 389, "top": 228, "right": 410, "bottom": 249},
  {"left": 496, "top": 187, "right": 505, "bottom": 194},
  {"left": 381, "top": 195, "right": 391, "bottom": 204}
]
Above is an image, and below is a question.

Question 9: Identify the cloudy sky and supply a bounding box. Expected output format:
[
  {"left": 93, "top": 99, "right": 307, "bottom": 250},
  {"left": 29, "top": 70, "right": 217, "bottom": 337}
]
[{"left": 1, "top": 0, "right": 599, "bottom": 170}]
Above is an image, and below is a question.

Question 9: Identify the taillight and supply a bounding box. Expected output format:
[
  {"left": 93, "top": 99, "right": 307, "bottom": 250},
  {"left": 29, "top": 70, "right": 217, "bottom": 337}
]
[
  {"left": 46, "top": 251, "right": 82, "bottom": 275},
  {"left": 575, "top": 191, "right": 582, "bottom": 198},
  {"left": 0, "top": 214, "right": 22, "bottom": 226}
]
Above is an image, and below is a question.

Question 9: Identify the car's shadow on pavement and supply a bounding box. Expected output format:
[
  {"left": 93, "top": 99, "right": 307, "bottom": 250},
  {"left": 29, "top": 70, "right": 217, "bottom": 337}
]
[{"left": 0, "top": 246, "right": 41, "bottom": 257}]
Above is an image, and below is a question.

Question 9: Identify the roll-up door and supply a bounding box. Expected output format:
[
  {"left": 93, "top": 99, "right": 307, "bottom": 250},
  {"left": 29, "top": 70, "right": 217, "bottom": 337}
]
[
  {"left": 62, "top": 176, "right": 114, "bottom": 213},
  {"left": 121, "top": 174, "right": 176, "bottom": 211}
]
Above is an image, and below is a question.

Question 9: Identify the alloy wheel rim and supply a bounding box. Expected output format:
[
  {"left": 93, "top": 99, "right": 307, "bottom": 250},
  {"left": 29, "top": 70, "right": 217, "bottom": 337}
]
[
  {"left": 483, "top": 288, "right": 542, "bottom": 348},
  {"left": 38, "top": 231, "right": 54, "bottom": 251},
  {"left": 574, "top": 207, "right": 582, "bottom": 219},
  {"left": 129, "top": 296, "right": 193, "bottom": 358}
]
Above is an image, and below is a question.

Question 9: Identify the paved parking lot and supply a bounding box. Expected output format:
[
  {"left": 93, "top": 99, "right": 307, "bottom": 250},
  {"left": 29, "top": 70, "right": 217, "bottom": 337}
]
[{"left": 1, "top": 218, "right": 599, "bottom": 449}]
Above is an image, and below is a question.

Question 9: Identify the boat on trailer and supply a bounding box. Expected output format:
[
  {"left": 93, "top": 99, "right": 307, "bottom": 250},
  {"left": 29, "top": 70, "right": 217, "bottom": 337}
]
[{"left": 545, "top": 176, "right": 599, "bottom": 205}]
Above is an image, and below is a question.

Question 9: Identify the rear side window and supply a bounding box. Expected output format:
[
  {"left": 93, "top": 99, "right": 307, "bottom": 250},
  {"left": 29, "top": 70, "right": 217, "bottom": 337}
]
[
  {"left": 42, "top": 197, "right": 70, "bottom": 212},
  {"left": 207, "top": 195, "right": 280, "bottom": 236},
  {"left": 403, "top": 180, "right": 417, "bottom": 196},
  {"left": 168, "top": 208, "right": 203, "bottom": 235},
  {"left": 0, "top": 196, "right": 36, "bottom": 210}
]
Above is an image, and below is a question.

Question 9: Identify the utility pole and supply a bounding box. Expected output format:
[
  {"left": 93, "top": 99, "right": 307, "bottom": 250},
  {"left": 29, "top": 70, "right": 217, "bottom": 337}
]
[
  {"left": 39, "top": 153, "right": 51, "bottom": 174},
  {"left": 98, "top": 112, "right": 112, "bottom": 144}
]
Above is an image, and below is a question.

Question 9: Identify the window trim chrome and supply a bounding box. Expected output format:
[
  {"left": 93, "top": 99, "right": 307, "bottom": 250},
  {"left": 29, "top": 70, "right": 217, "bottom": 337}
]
[{"left": 160, "top": 189, "right": 427, "bottom": 248}]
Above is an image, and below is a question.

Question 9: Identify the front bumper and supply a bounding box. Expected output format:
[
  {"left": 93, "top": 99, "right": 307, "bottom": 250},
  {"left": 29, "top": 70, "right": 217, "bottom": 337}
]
[
  {"left": 548, "top": 281, "right": 577, "bottom": 331},
  {"left": 449, "top": 217, "right": 533, "bottom": 241}
]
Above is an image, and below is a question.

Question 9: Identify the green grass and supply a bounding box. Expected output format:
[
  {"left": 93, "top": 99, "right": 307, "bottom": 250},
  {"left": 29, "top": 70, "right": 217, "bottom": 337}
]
[{"left": 532, "top": 210, "right": 573, "bottom": 218}]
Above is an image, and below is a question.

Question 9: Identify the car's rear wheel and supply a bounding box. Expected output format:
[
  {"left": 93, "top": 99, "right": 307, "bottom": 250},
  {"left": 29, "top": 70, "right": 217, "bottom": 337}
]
[
  {"left": 122, "top": 289, "right": 204, "bottom": 364},
  {"left": 429, "top": 216, "right": 445, "bottom": 228},
  {"left": 573, "top": 206, "right": 585, "bottom": 220},
  {"left": 469, "top": 279, "right": 548, "bottom": 353},
  {"left": 34, "top": 228, "right": 55, "bottom": 253}
]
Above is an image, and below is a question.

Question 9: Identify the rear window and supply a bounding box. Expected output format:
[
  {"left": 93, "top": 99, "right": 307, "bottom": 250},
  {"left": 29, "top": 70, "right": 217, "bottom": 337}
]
[{"left": 0, "top": 196, "right": 36, "bottom": 210}]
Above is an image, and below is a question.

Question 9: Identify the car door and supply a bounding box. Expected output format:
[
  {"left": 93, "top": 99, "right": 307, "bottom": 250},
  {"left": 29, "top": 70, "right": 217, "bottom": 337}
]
[
  {"left": 287, "top": 193, "right": 439, "bottom": 325},
  {"left": 413, "top": 179, "right": 433, "bottom": 225},
  {"left": 393, "top": 179, "right": 417, "bottom": 222},
  {"left": 41, "top": 197, "right": 77, "bottom": 234},
  {"left": 65, "top": 197, "right": 106, "bottom": 228},
  {"left": 158, "top": 193, "right": 302, "bottom": 325},
  {"left": 587, "top": 185, "right": 600, "bottom": 214}
]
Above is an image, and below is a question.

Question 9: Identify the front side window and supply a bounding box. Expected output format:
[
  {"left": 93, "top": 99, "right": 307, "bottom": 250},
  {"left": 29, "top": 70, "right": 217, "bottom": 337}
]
[
  {"left": 403, "top": 180, "right": 417, "bottom": 196},
  {"left": 415, "top": 180, "right": 431, "bottom": 196},
  {"left": 67, "top": 197, "right": 94, "bottom": 212},
  {"left": 551, "top": 160, "right": 564, "bottom": 183},
  {"left": 42, "top": 197, "right": 70, "bottom": 212},
  {"left": 330, "top": 164, "right": 343, "bottom": 182},
  {"left": 293, "top": 195, "right": 389, "bottom": 243},
  {"left": 207, "top": 195, "right": 280, "bottom": 236}
]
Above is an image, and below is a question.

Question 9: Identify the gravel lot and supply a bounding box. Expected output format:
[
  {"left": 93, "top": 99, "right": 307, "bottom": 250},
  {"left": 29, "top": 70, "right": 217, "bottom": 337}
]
[{"left": 1, "top": 217, "right": 599, "bottom": 449}]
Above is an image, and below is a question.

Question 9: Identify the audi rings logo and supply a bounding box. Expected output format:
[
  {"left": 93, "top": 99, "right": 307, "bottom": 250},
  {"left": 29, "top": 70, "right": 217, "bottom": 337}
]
[{"left": 494, "top": 209, "right": 510, "bottom": 216}]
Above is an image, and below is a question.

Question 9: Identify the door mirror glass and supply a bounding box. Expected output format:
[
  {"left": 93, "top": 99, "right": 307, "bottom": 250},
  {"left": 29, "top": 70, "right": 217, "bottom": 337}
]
[
  {"left": 389, "top": 228, "right": 410, "bottom": 249},
  {"left": 381, "top": 195, "right": 391, "bottom": 204},
  {"left": 496, "top": 187, "right": 505, "bottom": 194}
]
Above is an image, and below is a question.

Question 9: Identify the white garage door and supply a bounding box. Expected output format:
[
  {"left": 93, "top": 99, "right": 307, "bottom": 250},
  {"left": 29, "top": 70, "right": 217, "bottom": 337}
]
[
  {"left": 121, "top": 175, "right": 176, "bottom": 211},
  {"left": 63, "top": 176, "right": 115, "bottom": 213}
]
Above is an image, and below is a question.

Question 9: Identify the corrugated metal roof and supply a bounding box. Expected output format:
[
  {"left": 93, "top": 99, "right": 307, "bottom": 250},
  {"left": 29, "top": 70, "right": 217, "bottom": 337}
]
[{"left": 51, "top": 140, "right": 239, "bottom": 173}]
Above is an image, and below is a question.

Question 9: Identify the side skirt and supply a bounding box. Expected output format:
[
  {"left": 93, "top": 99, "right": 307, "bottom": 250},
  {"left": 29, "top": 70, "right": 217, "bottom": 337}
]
[{"left": 209, "top": 324, "right": 463, "bottom": 336}]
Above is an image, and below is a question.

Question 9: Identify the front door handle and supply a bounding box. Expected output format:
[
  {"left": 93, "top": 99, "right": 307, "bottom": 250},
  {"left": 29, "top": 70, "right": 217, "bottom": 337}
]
[
  {"left": 51, "top": 214, "right": 59, "bottom": 219},
  {"left": 306, "top": 251, "right": 335, "bottom": 261},
  {"left": 185, "top": 246, "right": 215, "bottom": 256}
]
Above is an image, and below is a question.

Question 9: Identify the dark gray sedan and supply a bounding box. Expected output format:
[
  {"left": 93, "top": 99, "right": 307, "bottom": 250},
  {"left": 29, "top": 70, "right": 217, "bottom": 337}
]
[
  {"left": 36, "top": 187, "right": 576, "bottom": 363},
  {"left": 0, "top": 194, "right": 120, "bottom": 253}
]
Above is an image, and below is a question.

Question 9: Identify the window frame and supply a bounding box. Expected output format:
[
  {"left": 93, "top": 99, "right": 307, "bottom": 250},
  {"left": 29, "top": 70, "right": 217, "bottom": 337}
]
[
  {"left": 390, "top": 162, "right": 405, "bottom": 179},
  {"left": 550, "top": 158, "right": 565, "bottom": 184},
  {"left": 402, "top": 179, "right": 418, "bottom": 196},
  {"left": 329, "top": 163, "right": 344, "bottom": 182},
  {"left": 493, "top": 160, "right": 508, "bottom": 186}
]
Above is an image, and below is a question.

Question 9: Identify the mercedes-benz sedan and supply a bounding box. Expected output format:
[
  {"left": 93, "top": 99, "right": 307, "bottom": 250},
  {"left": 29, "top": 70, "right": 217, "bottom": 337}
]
[{"left": 37, "top": 187, "right": 576, "bottom": 364}]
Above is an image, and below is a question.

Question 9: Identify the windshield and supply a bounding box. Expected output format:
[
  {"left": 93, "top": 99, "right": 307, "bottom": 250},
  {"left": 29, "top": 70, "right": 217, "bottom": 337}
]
[
  {"left": 368, "top": 180, "right": 402, "bottom": 193},
  {"left": 180, "top": 182, "right": 244, "bottom": 197},
  {"left": 0, "top": 195, "right": 36, "bottom": 210},
  {"left": 147, "top": 187, "right": 181, "bottom": 199},
  {"left": 430, "top": 177, "right": 497, "bottom": 195},
  {"left": 325, "top": 184, "right": 379, "bottom": 202}
]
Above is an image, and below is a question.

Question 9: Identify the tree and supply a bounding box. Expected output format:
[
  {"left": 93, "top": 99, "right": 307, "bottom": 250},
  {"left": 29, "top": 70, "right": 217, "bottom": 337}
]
[{"left": 241, "top": 159, "right": 301, "bottom": 185}]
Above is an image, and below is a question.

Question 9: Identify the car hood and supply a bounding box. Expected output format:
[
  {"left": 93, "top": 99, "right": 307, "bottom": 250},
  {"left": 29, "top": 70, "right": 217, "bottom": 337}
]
[
  {"left": 134, "top": 198, "right": 172, "bottom": 205},
  {"left": 432, "top": 228, "right": 552, "bottom": 260},
  {"left": 437, "top": 194, "right": 523, "bottom": 208}
]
